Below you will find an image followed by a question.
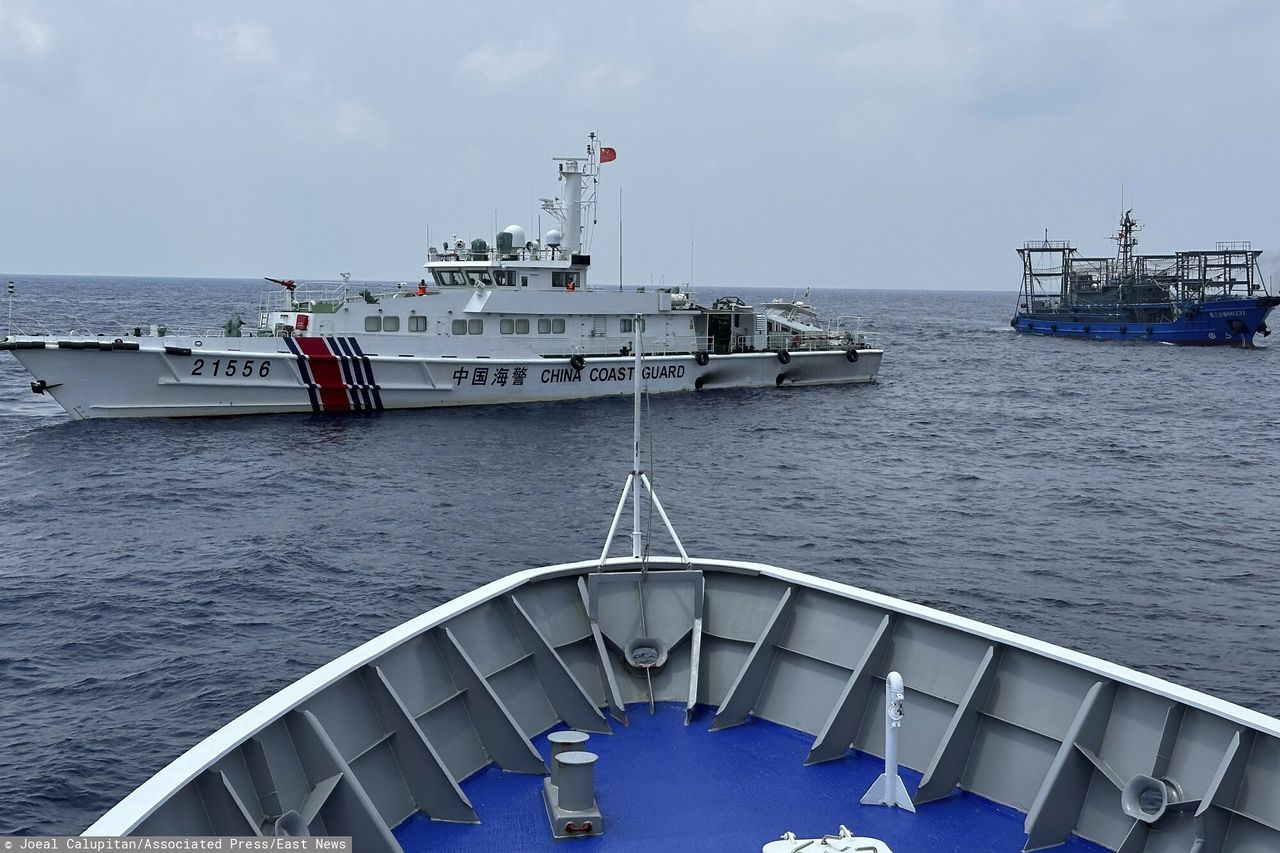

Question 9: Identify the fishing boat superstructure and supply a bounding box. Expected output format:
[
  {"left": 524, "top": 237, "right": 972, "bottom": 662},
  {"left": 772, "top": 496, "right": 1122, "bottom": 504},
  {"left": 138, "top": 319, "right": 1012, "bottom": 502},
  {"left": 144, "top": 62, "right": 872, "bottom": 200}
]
[
  {"left": 1012, "top": 210, "right": 1278, "bottom": 346},
  {"left": 1, "top": 136, "right": 881, "bottom": 419}
]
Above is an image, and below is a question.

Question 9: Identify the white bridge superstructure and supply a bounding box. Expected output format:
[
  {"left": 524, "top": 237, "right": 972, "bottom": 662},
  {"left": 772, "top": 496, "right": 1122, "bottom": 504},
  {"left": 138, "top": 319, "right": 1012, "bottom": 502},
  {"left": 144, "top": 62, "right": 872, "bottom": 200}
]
[{"left": 2, "top": 135, "right": 882, "bottom": 419}]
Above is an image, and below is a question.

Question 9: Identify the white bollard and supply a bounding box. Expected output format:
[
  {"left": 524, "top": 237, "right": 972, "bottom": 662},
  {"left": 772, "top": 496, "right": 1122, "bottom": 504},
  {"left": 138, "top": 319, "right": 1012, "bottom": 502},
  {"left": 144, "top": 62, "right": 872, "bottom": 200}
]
[{"left": 859, "top": 671, "right": 916, "bottom": 812}]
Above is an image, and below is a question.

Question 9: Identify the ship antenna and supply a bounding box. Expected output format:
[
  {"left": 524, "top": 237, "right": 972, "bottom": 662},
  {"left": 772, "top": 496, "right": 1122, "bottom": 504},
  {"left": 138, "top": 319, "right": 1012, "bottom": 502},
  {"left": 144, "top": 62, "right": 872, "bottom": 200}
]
[
  {"left": 690, "top": 197, "right": 696, "bottom": 291},
  {"left": 597, "top": 315, "right": 691, "bottom": 570},
  {"left": 5, "top": 280, "right": 14, "bottom": 336},
  {"left": 631, "top": 317, "right": 643, "bottom": 560}
]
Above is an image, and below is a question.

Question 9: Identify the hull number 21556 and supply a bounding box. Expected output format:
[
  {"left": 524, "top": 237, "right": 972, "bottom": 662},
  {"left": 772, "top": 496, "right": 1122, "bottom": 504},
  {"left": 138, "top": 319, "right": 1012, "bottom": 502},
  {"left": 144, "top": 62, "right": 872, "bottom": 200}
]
[{"left": 191, "top": 358, "right": 272, "bottom": 378}]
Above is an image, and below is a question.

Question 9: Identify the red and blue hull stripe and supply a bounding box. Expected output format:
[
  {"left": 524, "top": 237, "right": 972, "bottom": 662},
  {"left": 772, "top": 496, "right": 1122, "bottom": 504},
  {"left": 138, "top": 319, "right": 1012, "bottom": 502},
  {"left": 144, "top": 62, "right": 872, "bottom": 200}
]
[{"left": 284, "top": 336, "right": 383, "bottom": 413}]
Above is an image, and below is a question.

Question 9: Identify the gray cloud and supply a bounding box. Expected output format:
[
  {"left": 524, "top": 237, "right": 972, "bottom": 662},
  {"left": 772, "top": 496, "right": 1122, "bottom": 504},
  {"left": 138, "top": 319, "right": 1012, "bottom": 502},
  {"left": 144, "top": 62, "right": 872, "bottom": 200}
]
[{"left": 1, "top": 0, "right": 1277, "bottom": 289}]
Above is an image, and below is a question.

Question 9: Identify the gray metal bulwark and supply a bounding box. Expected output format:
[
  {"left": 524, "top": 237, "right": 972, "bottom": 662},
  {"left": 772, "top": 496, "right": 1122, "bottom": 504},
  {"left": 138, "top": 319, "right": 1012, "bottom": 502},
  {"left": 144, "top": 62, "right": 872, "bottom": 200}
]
[
  {"left": 291, "top": 711, "right": 401, "bottom": 852},
  {"left": 915, "top": 644, "right": 1002, "bottom": 804},
  {"left": 805, "top": 613, "right": 896, "bottom": 764},
  {"left": 1023, "top": 681, "right": 1117, "bottom": 852},
  {"left": 710, "top": 587, "right": 795, "bottom": 731},
  {"left": 686, "top": 599, "right": 704, "bottom": 725},
  {"left": 576, "top": 577, "right": 629, "bottom": 725},
  {"left": 360, "top": 665, "right": 479, "bottom": 823},
  {"left": 1194, "top": 729, "right": 1254, "bottom": 853},
  {"left": 436, "top": 627, "right": 547, "bottom": 775},
  {"left": 193, "top": 770, "right": 261, "bottom": 835},
  {"left": 506, "top": 594, "right": 612, "bottom": 734}
]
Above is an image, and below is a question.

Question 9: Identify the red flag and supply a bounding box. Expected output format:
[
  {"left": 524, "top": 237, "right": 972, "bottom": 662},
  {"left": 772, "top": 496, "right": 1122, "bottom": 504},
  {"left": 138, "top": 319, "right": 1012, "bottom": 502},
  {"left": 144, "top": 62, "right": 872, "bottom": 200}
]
[{"left": 599, "top": 147, "right": 617, "bottom": 163}]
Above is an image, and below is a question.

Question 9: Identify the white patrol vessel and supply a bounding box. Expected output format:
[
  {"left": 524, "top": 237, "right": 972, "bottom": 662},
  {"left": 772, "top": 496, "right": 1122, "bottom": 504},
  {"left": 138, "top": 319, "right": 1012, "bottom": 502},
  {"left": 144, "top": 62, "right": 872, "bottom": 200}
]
[{"left": 2, "top": 135, "right": 882, "bottom": 419}]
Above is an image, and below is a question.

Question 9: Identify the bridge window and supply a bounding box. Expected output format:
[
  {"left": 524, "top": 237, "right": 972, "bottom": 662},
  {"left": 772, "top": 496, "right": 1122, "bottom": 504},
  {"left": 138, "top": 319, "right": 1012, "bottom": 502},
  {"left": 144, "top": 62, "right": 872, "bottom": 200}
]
[
  {"left": 365, "top": 316, "right": 381, "bottom": 332},
  {"left": 409, "top": 315, "right": 428, "bottom": 332},
  {"left": 515, "top": 319, "right": 529, "bottom": 334},
  {"left": 552, "top": 272, "right": 570, "bottom": 288},
  {"left": 435, "top": 270, "right": 468, "bottom": 287},
  {"left": 382, "top": 316, "right": 400, "bottom": 332},
  {"left": 466, "top": 269, "right": 495, "bottom": 288},
  {"left": 500, "top": 319, "right": 514, "bottom": 334}
]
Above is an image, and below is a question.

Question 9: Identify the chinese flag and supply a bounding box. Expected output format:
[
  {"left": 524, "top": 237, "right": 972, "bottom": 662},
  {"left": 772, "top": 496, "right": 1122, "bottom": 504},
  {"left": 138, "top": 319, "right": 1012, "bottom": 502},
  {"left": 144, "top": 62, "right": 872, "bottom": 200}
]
[{"left": 599, "top": 147, "right": 617, "bottom": 163}]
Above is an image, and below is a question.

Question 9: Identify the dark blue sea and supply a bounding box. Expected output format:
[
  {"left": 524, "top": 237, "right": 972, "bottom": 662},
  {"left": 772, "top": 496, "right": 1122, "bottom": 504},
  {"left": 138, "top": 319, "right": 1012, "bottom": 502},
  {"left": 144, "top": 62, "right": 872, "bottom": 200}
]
[{"left": 1, "top": 276, "right": 1277, "bottom": 835}]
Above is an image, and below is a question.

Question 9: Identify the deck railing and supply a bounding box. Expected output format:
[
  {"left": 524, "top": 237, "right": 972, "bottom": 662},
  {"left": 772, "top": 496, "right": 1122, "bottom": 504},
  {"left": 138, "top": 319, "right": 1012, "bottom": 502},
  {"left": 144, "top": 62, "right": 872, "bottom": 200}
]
[
  {"left": 765, "top": 331, "right": 879, "bottom": 352},
  {"left": 5, "top": 314, "right": 234, "bottom": 340}
]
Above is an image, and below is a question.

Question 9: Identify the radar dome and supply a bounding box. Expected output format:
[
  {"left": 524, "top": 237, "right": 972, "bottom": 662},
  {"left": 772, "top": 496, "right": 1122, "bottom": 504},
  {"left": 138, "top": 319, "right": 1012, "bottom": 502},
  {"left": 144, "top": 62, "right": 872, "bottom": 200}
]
[{"left": 545, "top": 229, "right": 563, "bottom": 247}]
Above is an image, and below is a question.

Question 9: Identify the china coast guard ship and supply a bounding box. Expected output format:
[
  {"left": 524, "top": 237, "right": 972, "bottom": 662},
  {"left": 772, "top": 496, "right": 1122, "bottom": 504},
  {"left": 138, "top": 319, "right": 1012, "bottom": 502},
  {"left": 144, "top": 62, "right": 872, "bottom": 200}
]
[
  {"left": 80, "top": 331, "right": 1280, "bottom": 852},
  {"left": 1012, "top": 210, "right": 1278, "bottom": 346},
  {"left": 1, "top": 136, "right": 881, "bottom": 419}
]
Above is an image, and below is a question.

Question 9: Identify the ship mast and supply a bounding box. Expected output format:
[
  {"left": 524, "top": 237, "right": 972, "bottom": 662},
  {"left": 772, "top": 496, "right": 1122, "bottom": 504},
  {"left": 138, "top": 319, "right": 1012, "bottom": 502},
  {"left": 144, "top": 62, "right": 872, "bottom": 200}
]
[
  {"left": 631, "top": 318, "right": 643, "bottom": 559},
  {"left": 597, "top": 316, "right": 690, "bottom": 568},
  {"left": 1113, "top": 209, "right": 1140, "bottom": 279},
  {"left": 542, "top": 133, "right": 601, "bottom": 255}
]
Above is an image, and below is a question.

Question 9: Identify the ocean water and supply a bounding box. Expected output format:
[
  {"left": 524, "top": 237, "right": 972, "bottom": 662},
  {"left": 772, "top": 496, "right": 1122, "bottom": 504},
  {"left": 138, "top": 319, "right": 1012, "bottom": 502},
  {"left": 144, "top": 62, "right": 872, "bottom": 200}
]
[{"left": 0, "top": 275, "right": 1277, "bottom": 835}]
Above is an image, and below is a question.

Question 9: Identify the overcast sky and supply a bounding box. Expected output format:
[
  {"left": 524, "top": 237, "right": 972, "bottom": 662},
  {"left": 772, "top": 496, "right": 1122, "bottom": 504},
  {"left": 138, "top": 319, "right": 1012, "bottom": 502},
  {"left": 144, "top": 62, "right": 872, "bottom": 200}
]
[{"left": 3, "top": 1, "right": 1279, "bottom": 289}]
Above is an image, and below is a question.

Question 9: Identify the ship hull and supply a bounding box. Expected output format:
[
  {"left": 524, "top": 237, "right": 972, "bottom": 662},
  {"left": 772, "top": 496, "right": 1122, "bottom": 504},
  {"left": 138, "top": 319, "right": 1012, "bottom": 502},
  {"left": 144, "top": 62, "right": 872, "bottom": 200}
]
[
  {"left": 2, "top": 337, "right": 882, "bottom": 419},
  {"left": 1012, "top": 296, "right": 1278, "bottom": 346}
]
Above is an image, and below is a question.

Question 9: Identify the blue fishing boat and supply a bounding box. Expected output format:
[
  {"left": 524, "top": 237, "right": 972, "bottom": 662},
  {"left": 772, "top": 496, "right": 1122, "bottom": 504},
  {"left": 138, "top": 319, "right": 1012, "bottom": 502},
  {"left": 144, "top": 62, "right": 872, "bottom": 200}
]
[{"left": 1012, "top": 211, "right": 1278, "bottom": 346}]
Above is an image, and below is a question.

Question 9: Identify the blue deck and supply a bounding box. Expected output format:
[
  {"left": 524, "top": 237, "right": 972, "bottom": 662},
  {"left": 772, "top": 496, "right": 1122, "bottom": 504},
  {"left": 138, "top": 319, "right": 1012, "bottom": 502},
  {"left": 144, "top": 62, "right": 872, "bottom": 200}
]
[{"left": 394, "top": 704, "right": 1109, "bottom": 852}]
